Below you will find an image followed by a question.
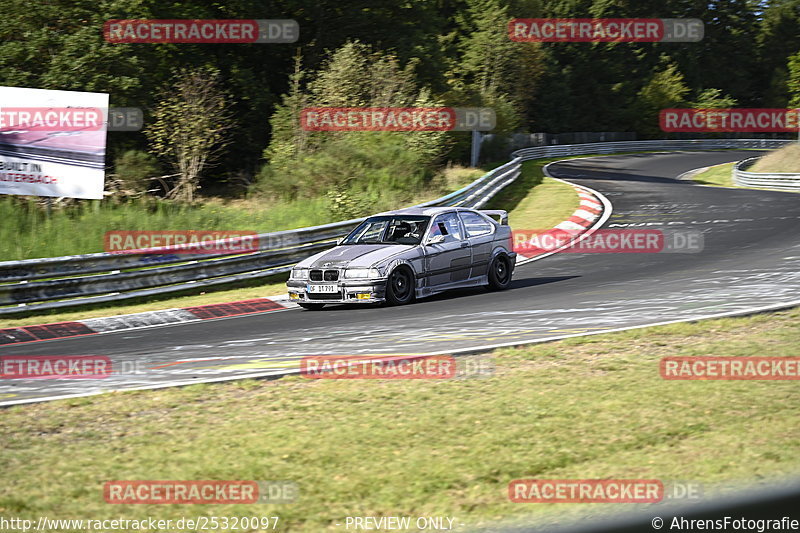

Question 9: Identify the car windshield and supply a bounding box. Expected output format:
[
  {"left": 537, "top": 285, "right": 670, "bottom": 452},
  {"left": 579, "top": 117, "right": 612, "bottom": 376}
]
[{"left": 342, "top": 215, "right": 430, "bottom": 245}]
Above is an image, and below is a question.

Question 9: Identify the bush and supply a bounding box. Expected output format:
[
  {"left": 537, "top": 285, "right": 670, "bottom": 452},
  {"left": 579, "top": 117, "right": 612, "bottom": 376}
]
[
  {"left": 113, "top": 150, "right": 161, "bottom": 195},
  {"left": 254, "top": 132, "right": 432, "bottom": 202}
]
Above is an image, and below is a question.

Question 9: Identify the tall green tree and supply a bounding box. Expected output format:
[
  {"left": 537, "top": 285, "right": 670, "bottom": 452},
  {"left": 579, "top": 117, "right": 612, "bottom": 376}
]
[
  {"left": 788, "top": 50, "right": 800, "bottom": 106},
  {"left": 757, "top": 0, "right": 800, "bottom": 105},
  {"left": 635, "top": 62, "right": 691, "bottom": 136},
  {"left": 258, "top": 41, "right": 452, "bottom": 201},
  {"left": 145, "top": 68, "right": 232, "bottom": 203},
  {"left": 690, "top": 88, "right": 738, "bottom": 108}
]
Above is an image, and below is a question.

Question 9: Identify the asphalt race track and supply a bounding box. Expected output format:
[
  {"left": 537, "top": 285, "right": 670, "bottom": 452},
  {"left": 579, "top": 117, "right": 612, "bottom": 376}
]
[{"left": 3, "top": 150, "right": 799, "bottom": 405}]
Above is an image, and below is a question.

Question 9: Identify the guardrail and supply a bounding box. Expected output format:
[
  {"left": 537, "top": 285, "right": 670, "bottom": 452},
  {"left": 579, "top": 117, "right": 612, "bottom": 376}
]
[
  {"left": 0, "top": 159, "right": 522, "bottom": 315},
  {"left": 0, "top": 137, "right": 789, "bottom": 316},
  {"left": 511, "top": 137, "right": 790, "bottom": 160},
  {"left": 733, "top": 156, "right": 800, "bottom": 191}
]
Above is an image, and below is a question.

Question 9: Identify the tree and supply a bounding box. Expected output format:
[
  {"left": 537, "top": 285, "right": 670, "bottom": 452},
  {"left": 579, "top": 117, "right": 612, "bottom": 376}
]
[
  {"left": 256, "top": 41, "right": 452, "bottom": 204},
  {"left": 635, "top": 62, "right": 691, "bottom": 136},
  {"left": 263, "top": 52, "right": 310, "bottom": 172},
  {"left": 307, "top": 41, "right": 419, "bottom": 108},
  {"left": 757, "top": 0, "right": 800, "bottom": 105},
  {"left": 690, "top": 88, "right": 738, "bottom": 108},
  {"left": 264, "top": 40, "right": 452, "bottom": 174},
  {"left": 789, "top": 50, "right": 800, "bottom": 107},
  {"left": 450, "top": 0, "right": 542, "bottom": 127},
  {"left": 144, "top": 67, "right": 232, "bottom": 203}
]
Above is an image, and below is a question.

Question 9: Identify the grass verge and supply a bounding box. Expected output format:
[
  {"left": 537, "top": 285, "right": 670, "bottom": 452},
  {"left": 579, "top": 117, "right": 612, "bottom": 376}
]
[
  {"left": 692, "top": 160, "right": 800, "bottom": 192},
  {"left": 690, "top": 163, "right": 735, "bottom": 187},
  {"left": 1, "top": 166, "right": 486, "bottom": 262},
  {"left": 1, "top": 308, "right": 798, "bottom": 531},
  {"left": 486, "top": 159, "right": 580, "bottom": 230},
  {"left": 691, "top": 144, "right": 800, "bottom": 189}
]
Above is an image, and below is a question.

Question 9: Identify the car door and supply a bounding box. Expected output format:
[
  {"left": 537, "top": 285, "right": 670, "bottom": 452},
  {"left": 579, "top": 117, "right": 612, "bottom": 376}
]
[
  {"left": 458, "top": 210, "right": 496, "bottom": 279},
  {"left": 424, "top": 212, "right": 472, "bottom": 288}
]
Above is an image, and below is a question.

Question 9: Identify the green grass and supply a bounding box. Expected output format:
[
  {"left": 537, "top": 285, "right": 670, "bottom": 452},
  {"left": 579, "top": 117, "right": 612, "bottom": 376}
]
[
  {"left": 486, "top": 159, "right": 580, "bottom": 230},
  {"left": 1, "top": 307, "right": 797, "bottom": 532},
  {"left": 1, "top": 177, "right": 490, "bottom": 263},
  {"left": 0, "top": 196, "right": 331, "bottom": 261},
  {"left": 691, "top": 163, "right": 735, "bottom": 187},
  {"left": 692, "top": 160, "right": 800, "bottom": 192},
  {"left": 691, "top": 144, "right": 800, "bottom": 189},
  {"left": 1, "top": 164, "right": 485, "bottom": 262}
]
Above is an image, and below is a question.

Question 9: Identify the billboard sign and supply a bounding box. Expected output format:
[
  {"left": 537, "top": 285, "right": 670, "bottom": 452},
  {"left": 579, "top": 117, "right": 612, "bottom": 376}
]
[{"left": 0, "top": 86, "right": 109, "bottom": 199}]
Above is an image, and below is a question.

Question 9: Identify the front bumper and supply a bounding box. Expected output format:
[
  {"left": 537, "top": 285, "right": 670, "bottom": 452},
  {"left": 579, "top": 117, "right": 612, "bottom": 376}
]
[{"left": 286, "top": 279, "right": 387, "bottom": 304}]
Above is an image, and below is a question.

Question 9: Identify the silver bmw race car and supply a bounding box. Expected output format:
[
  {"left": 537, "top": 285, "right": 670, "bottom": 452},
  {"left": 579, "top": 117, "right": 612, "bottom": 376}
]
[{"left": 286, "top": 206, "right": 516, "bottom": 309}]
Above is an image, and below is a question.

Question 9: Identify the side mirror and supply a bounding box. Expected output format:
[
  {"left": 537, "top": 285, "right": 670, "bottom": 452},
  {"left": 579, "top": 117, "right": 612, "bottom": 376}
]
[{"left": 426, "top": 235, "right": 446, "bottom": 245}]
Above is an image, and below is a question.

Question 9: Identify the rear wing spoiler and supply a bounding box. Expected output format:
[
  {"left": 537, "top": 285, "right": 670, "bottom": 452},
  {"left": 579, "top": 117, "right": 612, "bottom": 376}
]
[{"left": 480, "top": 210, "right": 509, "bottom": 225}]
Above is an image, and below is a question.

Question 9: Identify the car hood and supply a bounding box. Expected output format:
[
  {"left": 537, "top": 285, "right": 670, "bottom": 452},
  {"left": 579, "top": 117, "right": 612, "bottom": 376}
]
[{"left": 296, "top": 244, "right": 416, "bottom": 269}]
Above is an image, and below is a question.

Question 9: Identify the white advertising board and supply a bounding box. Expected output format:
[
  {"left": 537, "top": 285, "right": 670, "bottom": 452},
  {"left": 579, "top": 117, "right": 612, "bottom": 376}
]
[{"left": 0, "top": 86, "right": 109, "bottom": 199}]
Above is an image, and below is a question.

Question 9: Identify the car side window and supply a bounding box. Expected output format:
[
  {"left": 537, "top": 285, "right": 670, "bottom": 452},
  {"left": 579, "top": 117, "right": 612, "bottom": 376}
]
[
  {"left": 429, "top": 213, "right": 463, "bottom": 242},
  {"left": 459, "top": 211, "right": 495, "bottom": 238}
]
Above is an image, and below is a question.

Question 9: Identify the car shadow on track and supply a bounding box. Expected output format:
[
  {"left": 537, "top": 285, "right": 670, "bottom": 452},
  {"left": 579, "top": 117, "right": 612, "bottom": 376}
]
[
  {"left": 548, "top": 151, "right": 768, "bottom": 186},
  {"left": 548, "top": 168, "right": 685, "bottom": 186},
  {"left": 311, "top": 275, "right": 580, "bottom": 311}
]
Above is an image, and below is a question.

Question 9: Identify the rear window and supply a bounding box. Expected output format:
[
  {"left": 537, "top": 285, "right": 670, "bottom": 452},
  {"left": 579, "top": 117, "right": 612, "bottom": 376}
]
[{"left": 459, "top": 211, "right": 495, "bottom": 237}]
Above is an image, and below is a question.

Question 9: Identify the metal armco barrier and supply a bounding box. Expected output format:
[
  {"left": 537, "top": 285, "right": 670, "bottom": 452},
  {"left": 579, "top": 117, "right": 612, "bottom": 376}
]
[
  {"left": 511, "top": 137, "right": 790, "bottom": 160},
  {"left": 734, "top": 156, "right": 800, "bottom": 191},
  {"left": 0, "top": 138, "right": 789, "bottom": 315},
  {"left": 0, "top": 159, "right": 522, "bottom": 315}
]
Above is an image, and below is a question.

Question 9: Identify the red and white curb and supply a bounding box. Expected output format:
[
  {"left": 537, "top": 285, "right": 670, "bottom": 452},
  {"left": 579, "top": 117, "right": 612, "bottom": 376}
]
[
  {"left": 0, "top": 298, "right": 288, "bottom": 346},
  {"left": 514, "top": 173, "right": 612, "bottom": 266}
]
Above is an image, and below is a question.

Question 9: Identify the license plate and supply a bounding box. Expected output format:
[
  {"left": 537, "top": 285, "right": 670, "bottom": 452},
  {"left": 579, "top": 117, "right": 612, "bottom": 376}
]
[{"left": 307, "top": 284, "right": 338, "bottom": 293}]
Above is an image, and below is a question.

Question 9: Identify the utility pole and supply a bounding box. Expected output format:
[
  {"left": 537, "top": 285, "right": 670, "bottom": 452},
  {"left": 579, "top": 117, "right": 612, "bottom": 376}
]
[{"left": 470, "top": 130, "right": 482, "bottom": 167}]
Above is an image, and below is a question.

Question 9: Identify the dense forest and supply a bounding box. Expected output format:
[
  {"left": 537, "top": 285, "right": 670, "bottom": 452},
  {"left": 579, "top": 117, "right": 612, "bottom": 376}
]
[{"left": 1, "top": 0, "right": 799, "bottom": 202}]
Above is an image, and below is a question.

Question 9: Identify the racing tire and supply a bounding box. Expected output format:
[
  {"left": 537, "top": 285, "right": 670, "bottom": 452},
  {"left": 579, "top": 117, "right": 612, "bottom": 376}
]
[
  {"left": 385, "top": 266, "right": 415, "bottom": 306},
  {"left": 486, "top": 254, "right": 512, "bottom": 291},
  {"left": 298, "top": 303, "right": 325, "bottom": 310}
]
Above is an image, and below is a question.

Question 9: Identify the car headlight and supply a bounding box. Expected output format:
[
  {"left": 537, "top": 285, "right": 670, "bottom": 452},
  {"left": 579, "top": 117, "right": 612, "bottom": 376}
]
[
  {"left": 344, "top": 267, "right": 381, "bottom": 279},
  {"left": 291, "top": 268, "right": 309, "bottom": 280}
]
